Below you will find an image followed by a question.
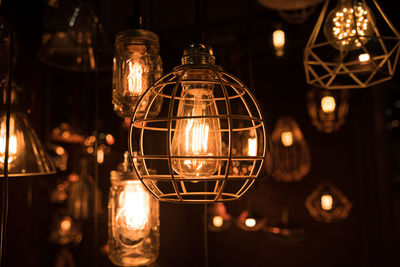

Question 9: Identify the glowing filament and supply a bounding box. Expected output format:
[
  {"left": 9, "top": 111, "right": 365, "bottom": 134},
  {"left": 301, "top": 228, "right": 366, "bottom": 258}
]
[
  {"left": 0, "top": 117, "right": 18, "bottom": 164},
  {"left": 248, "top": 136, "right": 257, "bottom": 156},
  {"left": 212, "top": 216, "right": 224, "bottom": 227},
  {"left": 321, "top": 96, "right": 336, "bottom": 113},
  {"left": 127, "top": 61, "right": 144, "bottom": 96},
  {"left": 321, "top": 194, "right": 333, "bottom": 211},
  {"left": 281, "top": 131, "right": 293, "bottom": 147},
  {"left": 245, "top": 218, "right": 256, "bottom": 228},
  {"left": 117, "top": 184, "right": 149, "bottom": 232},
  {"left": 359, "top": 53, "right": 370, "bottom": 62}
]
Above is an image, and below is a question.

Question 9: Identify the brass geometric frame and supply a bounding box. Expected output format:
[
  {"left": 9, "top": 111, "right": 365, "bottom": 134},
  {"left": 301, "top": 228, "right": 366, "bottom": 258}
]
[
  {"left": 304, "top": 0, "right": 400, "bottom": 89},
  {"left": 128, "top": 64, "right": 266, "bottom": 204}
]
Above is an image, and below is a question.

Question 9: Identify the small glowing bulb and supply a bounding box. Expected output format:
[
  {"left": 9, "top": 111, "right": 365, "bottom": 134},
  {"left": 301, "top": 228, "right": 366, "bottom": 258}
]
[
  {"left": 245, "top": 218, "right": 256, "bottom": 228},
  {"left": 116, "top": 183, "right": 150, "bottom": 246},
  {"left": 60, "top": 217, "right": 72, "bottom": 232},
  {"left": 281, "top": 131, "right": 293, "bottom": 147},
  {"left": 212, "top": 216, "right": 224, "bottom": 228},
  {"left": 321, "top": 194, "right": 333, "bottom": 211},
  {"left": 321, "top": 96, "right": 336, "bottom": 113},
  {"left": 273, "top": 29, "right": 285, "bottom": 57},
  {"left": 0, "top": 117, "right": 18, "bottom": 164},
  {"left": 247, "top": 136, "right": 257, "bottom": 156},
  {"left": 126, "top": 60, "right": 145, "bottom": 96},
  {"left": 97, "top": 148, "right": 104, "bottom": 164},
  {"left": 359, "top": 53, "right": 370, "bottom": 62}
]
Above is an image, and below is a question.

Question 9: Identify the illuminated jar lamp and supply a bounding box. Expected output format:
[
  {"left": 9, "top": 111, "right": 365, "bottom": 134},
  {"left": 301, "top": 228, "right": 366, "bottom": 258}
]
[
  {"left": 112, "top": 28, "right": 163, "bottom": 118},
  {"left": 0, "top": 84, "right": 56, "bottom": 177},
  {"left": 129, "top": 43, "right": 266, "bottom": 203},
  {"left": 305, "top": 181, "right": 352, "bottom": 222},
  {"left": 108, "top": 152, "right": 159, "bottom": 266},
  {"left": 208, "top": 202, "right": 232, "bottom": 232},
  {"left": 235, "top": 208, "right": 267, "bottom": 232},
  {"left": 268, "top": 117, "right": 311, "bottom": 182},
  {"left": 306, "top": 87, "right": 350, "bottom": 133},
  {"left": 272, "top": 29, "right": 285, "bottom": 57},
  {"left": 323, "top": 0, "right": 374, "bottom": 51}
]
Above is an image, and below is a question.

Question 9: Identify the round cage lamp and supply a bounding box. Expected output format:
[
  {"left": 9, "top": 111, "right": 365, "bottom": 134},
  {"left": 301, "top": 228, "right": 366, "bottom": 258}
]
[
  {"left": 129, "top": 43, "right": 266, "bottom": 203},
  {"left": 304, "top": 0, "right": 400, "bottom": 89}
]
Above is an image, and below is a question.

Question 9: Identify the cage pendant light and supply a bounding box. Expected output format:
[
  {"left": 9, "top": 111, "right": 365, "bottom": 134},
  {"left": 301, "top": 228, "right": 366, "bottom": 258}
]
[
  {"left": 304, "top": 0, "right": 400, "bottom": 89},
  {"left": 129, "top": 43, "right": 266, "bottom": 203}
]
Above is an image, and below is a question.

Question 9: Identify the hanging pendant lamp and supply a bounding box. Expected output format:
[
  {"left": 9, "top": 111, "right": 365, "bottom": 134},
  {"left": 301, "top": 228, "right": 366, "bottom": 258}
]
[
  {"left": 304, "top": 0, "right": 400, "bottom": 89},
  {"left": 0, "top": 83, "right": 56, "bottom": 177}
]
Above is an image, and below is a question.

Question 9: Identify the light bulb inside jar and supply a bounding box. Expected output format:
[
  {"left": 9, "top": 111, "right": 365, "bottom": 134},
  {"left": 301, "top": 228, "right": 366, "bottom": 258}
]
[
  {"left": 115, "top": 182, "right": 150, "bottom": 247},
  {"left": 281, "top": 131, "right": 293, "bottom": 147},
  {"left": 324, "top": 0, "right": 374, "bottom": 50},
  {"left": 171, "top": 71, "right": 222, "bottom": 178},
  {"left": 321, "top": 194, "right": 333, "bottom": 211},
  {"left": 321, "top": 96, "right": 336, "bottom": 113},
  {"left": 0, "top": 116, "right": 21, "bottom": 164}
]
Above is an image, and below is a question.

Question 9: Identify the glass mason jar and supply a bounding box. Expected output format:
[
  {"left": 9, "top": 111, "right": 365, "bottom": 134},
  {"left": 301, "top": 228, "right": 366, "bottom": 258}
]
[
  {"left": 112, "top": 29, "right": 163, "bottom": 118},
  {"left": 108, "top": 153, "right": 159, "bottom": 266}
]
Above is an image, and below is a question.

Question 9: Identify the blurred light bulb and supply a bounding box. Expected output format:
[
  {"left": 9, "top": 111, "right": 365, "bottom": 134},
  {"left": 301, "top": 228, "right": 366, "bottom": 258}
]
[
  {"left": 324, "top": 0, "right": 374, "bottom": 50},
  {"left": 273, "top": 29, "right": 285, "bottom": 57},
  {"left": 60, "top": 217, "right": 72, "bottom": 232},
  {"left": 359, "top": 53, "right": 370, "bottom": 62},
  {"left": 126, "top": 60, "right": 146, "bottom": 96},
  {"left": 321, "top": 96, "right": 336, "bottom": 113},
  {"left": 171, "top": 72, "right": 222, "bottom": 178},
  {"left": 245, "top": 218, "right": 256, "bottom": 228},
  {"left": 116, "top": 183, "right": 150, "bottom": 246},
  {"left": 212, "top": 216, "right": 224, "bottom": 228},
  {"left": 247, "top": 135, "right": 257, "bottom": 157},
  {"left": 0, "top": 116, "right": 19, "bottom": 164},
  {"left": 321, "top": 194, "right": 333, "bottom": 211},
  {"left": 281, "top": 131, "right": 293, "bottom": 147},
  {"left": 97, "top": 147, "right": 104, "bottom": 164}
]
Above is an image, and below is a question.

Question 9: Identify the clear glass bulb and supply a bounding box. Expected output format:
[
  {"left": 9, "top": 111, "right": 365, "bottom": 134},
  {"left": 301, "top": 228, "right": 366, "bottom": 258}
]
[
  {"left": 0, "top": 116, "right": 21, "bottom": 164},
  {"left": 115, "top": 183, "right": 150, "bottom": 246},
  {"left": 324, "top": 0, "right": 374, "bottom": 50},
  {"left": 171, "top": 71, "right": 221, "bottom": 178}
]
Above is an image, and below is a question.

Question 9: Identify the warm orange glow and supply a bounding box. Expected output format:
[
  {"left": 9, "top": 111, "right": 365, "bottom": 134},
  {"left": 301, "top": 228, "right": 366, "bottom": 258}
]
[
  {"left": 281, "top": 131, "right": 293, "bottom": 147},
  {"left": 359, "top": 53, "right": 370, "bottom": 62},
  {"left": 60, "top": 217, "right": 72, "bottom": 232},
  {"left": 127, "top": 61, "right": 144, "bottom": 96},
  {"left": 116, "top": 183, "right": 150, "bottom": 233},
  {"left": 212, "top": 216, "right": 224, "bottom": 228},
  {"left": 273, "top": 30, "right": 285, "bottom": 49},
  {"left": 0, "top": 117, "right": 18, "bottom": 164},
  {"left": 245, "top": 218, "right": 256, "bottom": 228},
  {"left": 55, "top": 146, "right": 65, "bottom": 156},
  {"left": 247, "top": 136, "right": 257, "bottom": 156},
  {"left": 321, "top": 194, "right": 333, "bottom": 211},
  {"left": 321, "top": 96, "right": 336, "bottom": 113},
  {"left": 97, "top": 148, "right": 104, "bottom": 164}
]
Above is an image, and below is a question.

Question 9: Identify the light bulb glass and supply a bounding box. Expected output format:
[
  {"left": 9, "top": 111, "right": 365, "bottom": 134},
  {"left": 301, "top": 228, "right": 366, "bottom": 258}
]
[
  {"left": 281, "top": 131, "right": 293, "bottom": 147},
  {"left": 245, "top": 218, "right": 256, "bottom": 228},
  {"left": 321, "top": 96, "right": 336, "bottom": 113},
  {"left": 324, "top": 0, "right": 374, "bottom": 50},
  {"left": 171, "top": 70, "right": 222, "bottom": 178},
  {"left": 321, "top": 194, "right": 333, "bottom": 210},
  {"left": 273, "top": 29, "right": 285, "bottom": 56},
  {"left": 358, "top": 53, "right": 370, "bottom": 62},
  {"left": 212, "top": 216, "right": 224, "bottom": 228}
]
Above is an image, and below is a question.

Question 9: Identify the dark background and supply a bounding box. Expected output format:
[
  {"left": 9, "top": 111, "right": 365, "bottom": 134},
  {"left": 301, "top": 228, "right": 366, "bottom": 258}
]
[{"left": 1, "top": 0, "right": 400, "bottom": 266}]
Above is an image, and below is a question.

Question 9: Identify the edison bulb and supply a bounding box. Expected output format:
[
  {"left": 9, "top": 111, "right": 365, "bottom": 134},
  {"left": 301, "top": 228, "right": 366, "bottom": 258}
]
[
  {"left": 321, "top": 194, "right": 333, "bottom": 211},
  {"left": 321, "top": 96, "right": 336, "bottom": 113},
  {"left": 171, "top": 70, "right": 221, "bottom": 178},
  {"left": 273, "top": 29, "right": 285, "bottom": 57},
  {"left": 212, "top": 216, "right": 224, "bottom": 228},
  {"left": 115, "top": 183, "right": 150, "bottom": 246},
  {"left": 281, "top": 131, "right": 293, "bottom": 147},
  {"left": 245, "top": 218, "right": 256, "bottom": 228},
  {"left": 324, "top": 0, "right": 374, "bottom": 50},
  {"left": 0, "top": 116, "right": 22, "bottom": 164}
]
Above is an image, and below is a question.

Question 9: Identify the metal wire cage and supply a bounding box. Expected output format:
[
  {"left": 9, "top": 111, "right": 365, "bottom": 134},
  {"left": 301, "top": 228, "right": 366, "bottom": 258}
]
[
  {"left": 304, "top": 0, "right": 400, "bottom": 89},
  {"left": 129, "top": 44, "right": 266, "bottom": 203}
]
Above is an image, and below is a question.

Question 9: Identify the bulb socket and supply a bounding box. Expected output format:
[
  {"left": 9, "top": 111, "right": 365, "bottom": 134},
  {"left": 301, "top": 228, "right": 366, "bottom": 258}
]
[{"left": 182, "top": 43, "right": 215, "bottom": 65}]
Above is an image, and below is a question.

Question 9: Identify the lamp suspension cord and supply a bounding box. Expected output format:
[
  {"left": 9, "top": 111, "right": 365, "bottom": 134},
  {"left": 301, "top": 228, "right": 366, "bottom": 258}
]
[
  {"left": 1, "top": 21, "right": 13, "bottom": 267},
  {"left": 194, "top": 0, "right": 204, "bottom": 43}
]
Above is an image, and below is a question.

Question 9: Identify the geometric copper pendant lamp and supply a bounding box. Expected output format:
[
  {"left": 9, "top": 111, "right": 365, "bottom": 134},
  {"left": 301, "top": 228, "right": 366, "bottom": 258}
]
[{"left": 304, "top": 0, "right": 400, "bottom": 89}]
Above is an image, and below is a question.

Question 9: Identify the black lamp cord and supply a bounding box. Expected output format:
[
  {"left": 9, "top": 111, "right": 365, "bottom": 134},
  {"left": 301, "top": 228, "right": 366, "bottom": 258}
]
[
  {"left": 1, "top": 22, "right": 13, "bottom": 267},
  {"left": 194, "top": 0, "right": 205, "bottom": 43}
]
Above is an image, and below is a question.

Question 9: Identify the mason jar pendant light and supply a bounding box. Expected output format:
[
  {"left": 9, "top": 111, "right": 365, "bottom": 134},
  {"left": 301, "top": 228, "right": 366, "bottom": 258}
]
[
  {"left": 304, "top": 0, "right": 400, "bottom": 89},
  {"left": 306, "top": 87, "right": 350, "bottom": 133},
  {"left": 112, "top": 0, "right": 163, "bottom": 118},
  {"left": 267, "top": 117, "right": 311, "bottom": 182},
  {"left": 108, "top": 152, "right": 159, "bottom": 266}
]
